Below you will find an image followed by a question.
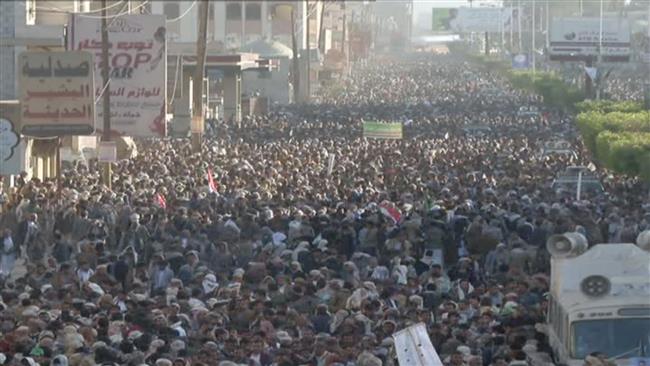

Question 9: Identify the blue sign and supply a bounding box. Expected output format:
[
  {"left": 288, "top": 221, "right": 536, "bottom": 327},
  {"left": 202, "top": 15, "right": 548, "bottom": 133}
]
[{"left": 512, "top": 54, "right": 530, "bottom": 70}]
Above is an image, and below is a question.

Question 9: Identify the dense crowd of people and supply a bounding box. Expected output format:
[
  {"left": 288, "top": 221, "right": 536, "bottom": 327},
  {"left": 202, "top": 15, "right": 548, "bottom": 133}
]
[
  {"left": 0, "top": 52, "right": 648, "bottom": 366},
  {"left": 556, "top": 64, "right": 649, "bottom": 102}
]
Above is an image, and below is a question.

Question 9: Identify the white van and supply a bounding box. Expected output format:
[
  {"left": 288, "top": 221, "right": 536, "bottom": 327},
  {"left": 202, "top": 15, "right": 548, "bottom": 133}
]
[{"left": 545, "top": 232, "right": 650, "bottom": 365}]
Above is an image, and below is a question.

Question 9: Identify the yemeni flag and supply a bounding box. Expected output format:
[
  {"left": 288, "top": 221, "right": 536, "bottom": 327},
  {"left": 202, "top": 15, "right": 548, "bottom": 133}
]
[
  {"left": 207, "top": 168, "right": 218, "bottom": 193},
  {"left": 379, "top": 202, "right": 402, "bottom": 224},
  {"left": 155, "top": 193, "right": 167, "bottom": 209}
]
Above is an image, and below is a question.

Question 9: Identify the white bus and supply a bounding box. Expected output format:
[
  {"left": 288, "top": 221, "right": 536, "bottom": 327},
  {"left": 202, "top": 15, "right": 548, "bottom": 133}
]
[{"left": 545, "top": 231, "right": 650, "bottom": 366}]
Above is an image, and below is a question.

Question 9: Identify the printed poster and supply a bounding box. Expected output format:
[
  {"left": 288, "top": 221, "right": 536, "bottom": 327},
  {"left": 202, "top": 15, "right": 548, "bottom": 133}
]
[{"left": 69, "top": 14, "right": 167, "bottom": 137}]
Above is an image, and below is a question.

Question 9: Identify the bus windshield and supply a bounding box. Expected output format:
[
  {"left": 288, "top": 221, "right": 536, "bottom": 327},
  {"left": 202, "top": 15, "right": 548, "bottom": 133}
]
[{"left": 573, "top": 319, "right": 650, "bottom": 360}]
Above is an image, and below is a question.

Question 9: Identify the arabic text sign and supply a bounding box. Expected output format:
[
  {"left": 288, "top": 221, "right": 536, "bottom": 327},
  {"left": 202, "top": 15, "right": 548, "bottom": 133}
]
[
  {"left": 69, "top": 14, "right": 166, "bottom": 137},
  {"left": 549, "top": 17, "right": 630, "bottom": 61},
  {"left": 453, "top": 7, "right": 513, "bottom": 33},
  {"left": 19, "top": 51, "right": 95, "bottom": 137},
  {"left": 363, "top": 122, "right": 403, "bottom": 140}
]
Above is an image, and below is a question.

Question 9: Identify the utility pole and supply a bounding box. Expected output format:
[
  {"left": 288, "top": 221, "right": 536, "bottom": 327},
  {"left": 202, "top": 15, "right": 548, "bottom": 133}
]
[
  {"left": 100, "top": 0, "right": 112, "bottom": 189},
  {"left": 306, "top": 0, "right": 311, "bottom": 102},
  {"left": 580, "top": 0, "right": 583, "bottom": 17},
  {"left": 532, "top": 0, "right": 536, "bottom": 74},
  {"left": 510, "top": 6, "right": 514, "bottom": 53},
  {"left": 318, "top": 0, "right": 326, "bottom": 54},
  {"left": 517, "top": 0, "right": 522, "bottom": 52},
  {"left": 646, "top": 0, "right": 650, "bottom": 109},
  {"left": 485, "top": 32, "right": 489, "bottom": 55},
  {"left": 341, "top": 1, "right": 346, "bottom": 55},
  {"left": 291, "top": 7, "right": 300, "bottom": 103},
  {"left": 407, "top": 0, "right": 413, "bottom": 50},
  {"left": 500, "top": 9, "right": 505, "bottom": 54},
  {"left": 341, "top": 1, "right": 348, "bottom": 76},
  {"left": 192, "top": 0, "right": 209, "bottom": 152},
  {"left": 596, "top": 0, "right": 603, "bottom": 100},
  {"left": 545, "top": 0, "right": 549, "bottom": 50}
]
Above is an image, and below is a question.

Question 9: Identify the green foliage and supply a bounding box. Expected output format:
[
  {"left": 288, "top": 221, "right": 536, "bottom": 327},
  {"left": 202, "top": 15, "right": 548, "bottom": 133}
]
[
  {"left": 640, "top": 151, "right": 650, "bottom": 182},
  {"left": 578, "top": 106, "right": 650, "bottom": 181},
  {"left": 576, "top": 110, "right": 650, "bottom": 152},
  {"left": 505, "top": 71, "right": 585, "bottom": 110},
  {"left": 457, "top": 43, "right": 650, "bottom": 181},
  {"left": 594, "top": 132, "right": 650, "bottom": 178},
  {"left": 451, "top": 45, "right": 586, "bottom": 110},
  {"left": 595, "top": 131, "right": 617, "bottom": 164}
]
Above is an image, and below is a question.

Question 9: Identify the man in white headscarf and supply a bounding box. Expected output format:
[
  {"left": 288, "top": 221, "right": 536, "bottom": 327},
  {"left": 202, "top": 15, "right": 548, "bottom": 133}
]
[
  {"left": 0, "top": 229, "right": 16, "bottom": 278},
  {"left": 202, "top": 273, "right": 219, "bottom": 295},
  {"left": 119, "top": 213, "right": 151, "bottom": 260}
]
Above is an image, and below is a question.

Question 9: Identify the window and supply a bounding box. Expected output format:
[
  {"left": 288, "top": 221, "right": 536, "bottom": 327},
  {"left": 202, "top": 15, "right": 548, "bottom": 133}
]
[
  {"left": 272, "top": 4, "right": 293, "bottom": 21},
  {"left": 226, "top": 3, "right": 242, "bottom": 20},
  {"left": 572, "top": 318, "right": 650, "bottom": 359},
  {"left": 557, "top": 308, "right": 567, "bottom": 346},
  {"left": 163, "top": 3, "right": 180, "bottom": 19},
  {"left": 245, "top": 3, "right": 261, "bottom": 21}
]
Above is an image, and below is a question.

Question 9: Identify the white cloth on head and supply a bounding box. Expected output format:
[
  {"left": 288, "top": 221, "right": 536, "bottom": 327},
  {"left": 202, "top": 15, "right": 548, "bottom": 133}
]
[
  {"left": 0, "top": 236, "right": 16, "bottom": 276},
  {"left": 202, "top": 274, "right": 219, "bottom": 294}
]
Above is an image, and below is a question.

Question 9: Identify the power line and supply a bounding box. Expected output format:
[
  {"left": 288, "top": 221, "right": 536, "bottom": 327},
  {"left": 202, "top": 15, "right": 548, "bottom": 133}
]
[
  {"left": 166, "top": 0, "right": 197, "bottom": 23},
  {"left": 94, "top": 0, "right": 130, "bottom": 105},
  {"left": 37, "top": 0, "right": 149, "bottom": 19},
  {"left": 82, "top": 0, "right": 126, "bottom": 13},
  {"left": 295, "top": 1, "right": 321, "bottom": 41},
  {"left": 35, "top": 0, "right": 124, "bottom": 15},
  {"left": 107, "top": 1, "right": 130, "bottom": 30},
  {"left": 75, "top": 1, "right": 149, "bottom": 19},
  {"left": 94, "top": 79, "right": 112, "bottom": 105},
  {"left": 167, "top": 55, "right": 181, "bottom": 105}
]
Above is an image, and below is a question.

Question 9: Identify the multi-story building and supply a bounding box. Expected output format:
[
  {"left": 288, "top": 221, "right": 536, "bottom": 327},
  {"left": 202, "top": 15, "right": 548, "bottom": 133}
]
[
  {"left": 152, "top": 1, "right": 309, "bottom": 53},
  {"left": 0, "top": 0, "right": 77, "bottom": 180},
  {"left": 0, "top": 0, "right": 69, "bottom": 100},
  {"left": 372, "top": 0, "right": 413, "bottom": 52}
]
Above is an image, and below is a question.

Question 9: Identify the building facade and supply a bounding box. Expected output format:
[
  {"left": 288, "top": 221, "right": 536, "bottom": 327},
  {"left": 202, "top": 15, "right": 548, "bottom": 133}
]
[{"left": 152, "top": 1, "right": 309, "bottom": 53}]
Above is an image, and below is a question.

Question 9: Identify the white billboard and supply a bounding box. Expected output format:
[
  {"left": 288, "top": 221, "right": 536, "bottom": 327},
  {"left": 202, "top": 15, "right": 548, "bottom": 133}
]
[
  {"left": 68, "top": 14, "right": 167, "bottom": 137},
  {"left": 19, "top": 51, "right": 96, "bottom": 137},
  {"left": 549, "top": 17, "right": 630, "bottom": 62},
  {"left": 452, "top": 7, "right": 514, "bottom": 33}
]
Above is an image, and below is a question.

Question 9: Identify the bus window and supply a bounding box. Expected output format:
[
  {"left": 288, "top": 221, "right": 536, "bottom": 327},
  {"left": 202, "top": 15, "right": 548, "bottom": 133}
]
[
  {"left": 556, "top": 307, "right": 562, "bottom": 338},
  {"left": 572, "top": 318, "right": 650, "bottom": 360},
  {"left": 561, "top": 314, "right": 571, "bottom": 349}
]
